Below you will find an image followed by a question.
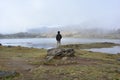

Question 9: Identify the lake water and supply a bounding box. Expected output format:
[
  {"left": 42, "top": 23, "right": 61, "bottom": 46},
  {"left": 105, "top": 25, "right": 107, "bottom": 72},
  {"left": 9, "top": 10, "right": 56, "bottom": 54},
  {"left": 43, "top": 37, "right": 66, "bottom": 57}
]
[
  {"left": 87, "top": 46, "right": 120, "bottom": 54},
  {"left": 0, "top": 38, "right": 120, "bottom": 54}
]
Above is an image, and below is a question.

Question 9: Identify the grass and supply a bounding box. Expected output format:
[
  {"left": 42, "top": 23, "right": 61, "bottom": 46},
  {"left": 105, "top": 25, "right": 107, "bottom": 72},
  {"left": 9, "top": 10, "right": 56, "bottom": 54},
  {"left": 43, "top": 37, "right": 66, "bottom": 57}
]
[
  {"left": 0, "top": 42, "right": 120, "bottom": 80},
  {"left": 75, "top": 49, "right": 119, "bottom": 61},
  {"left": 32, "top": 64, "right": 120, "bottom": 80},
  {"left": 0, "top": 46, "right": 46, "bottom": 58},
  {"left": 61, "top": 42, "right": 120, "bottom": 49}
]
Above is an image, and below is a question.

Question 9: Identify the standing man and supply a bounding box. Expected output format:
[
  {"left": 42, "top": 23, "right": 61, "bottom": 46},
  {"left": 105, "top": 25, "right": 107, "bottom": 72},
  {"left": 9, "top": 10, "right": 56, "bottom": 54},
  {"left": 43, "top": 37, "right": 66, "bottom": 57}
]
[{"left": 56, "top": 31, "right": 62, "bottom": 47}]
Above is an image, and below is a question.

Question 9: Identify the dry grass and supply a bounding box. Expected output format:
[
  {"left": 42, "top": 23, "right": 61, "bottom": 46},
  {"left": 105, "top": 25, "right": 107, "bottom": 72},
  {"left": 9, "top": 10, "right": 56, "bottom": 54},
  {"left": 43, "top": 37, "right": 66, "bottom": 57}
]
[{"left": 0, "top": 43, "right": 120, "bottom": 80}]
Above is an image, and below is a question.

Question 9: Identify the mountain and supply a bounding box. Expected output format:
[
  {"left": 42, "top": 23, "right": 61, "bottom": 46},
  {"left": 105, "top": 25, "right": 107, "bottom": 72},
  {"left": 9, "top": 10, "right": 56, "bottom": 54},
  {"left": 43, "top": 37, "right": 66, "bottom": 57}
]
[
  {"left": 28, "top": 26, "right": 120, "bottom": 38},
  {"left": 28, "top": 26, "right": 117, "bottom": 38},
  {"left": 0, "top": 34, "right": 5, "bottom": 38},
  {"left": 0, "top": 26, "right": 120, "bottom": 39},
  {"left": 0, "top": 32, "right": 43, "bottom": 39}
]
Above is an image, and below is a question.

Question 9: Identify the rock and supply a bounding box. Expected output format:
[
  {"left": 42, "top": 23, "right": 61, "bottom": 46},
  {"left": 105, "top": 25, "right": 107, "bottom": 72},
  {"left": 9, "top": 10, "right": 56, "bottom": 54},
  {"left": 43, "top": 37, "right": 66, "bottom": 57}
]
[
  {"left": 24, "top": 68, "right": 31, "bottom": 72},
  {"left": 117, "top": 58, "right": 120, "bottom": 61},
  {"left": 117, "top": 53, "right": 120, "bottom": 55},
  {"left": 46, "top": 48, "right": 75, "bottom": 61},
  {"left": 45, "top": 56, "right": 54, "bottom": 61},
  {"left": 115, "top": 69, "right": 120, "bottom": 74},
  {"left": 7, "top": 45, "right": 13, "bottom": 48},
  {"left": 62, "top": 57, "right": 68, "bottom": 61},
  {"left": 0, "top": 71, "right": 19, "bottom": 78},
  {"left": 0, "top": 43, "right": 2, "bottom": 46}
]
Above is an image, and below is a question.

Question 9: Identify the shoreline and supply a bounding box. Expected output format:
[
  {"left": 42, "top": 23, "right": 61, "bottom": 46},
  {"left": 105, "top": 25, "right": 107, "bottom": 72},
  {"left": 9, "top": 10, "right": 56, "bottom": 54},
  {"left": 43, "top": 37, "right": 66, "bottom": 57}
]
[{"left": 1, "top": 42, "right": 120, "bottom": 54}]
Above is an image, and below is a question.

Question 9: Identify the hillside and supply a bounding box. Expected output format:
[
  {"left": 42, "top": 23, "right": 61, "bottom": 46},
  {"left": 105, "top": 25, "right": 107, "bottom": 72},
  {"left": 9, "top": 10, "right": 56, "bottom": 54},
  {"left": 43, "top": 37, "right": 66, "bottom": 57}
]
[{"left": 0, "top": 27, "right": 120, "bottom": 39}]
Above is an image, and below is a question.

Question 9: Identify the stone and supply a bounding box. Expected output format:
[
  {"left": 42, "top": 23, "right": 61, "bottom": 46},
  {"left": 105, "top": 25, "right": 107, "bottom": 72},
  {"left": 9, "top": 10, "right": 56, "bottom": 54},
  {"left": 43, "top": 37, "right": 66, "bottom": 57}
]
[
  {"left": 117, "top": 53, "right": 120, "bottom": 55},
  {"left": 62, "top": 57, "right": 68, "bottom": 61},
  {"left": 46, "top": 56, "right": 54, "bottom": 61},
  {"left": 0, "top": 71, "right": 19, "bottom": 78},
  {"left": 7, "top": 45, "right": 13, "bottom": 48},
  {"left": 24, "top": 68, "right": 31, "bottom": 72},
  {"left": 46, "top": 48, "right": 75, "bottom": 61},
  {"left": 0, "top": 43, "right": 2, "bottom": 46},
  {"left": 117, "top": 58, "right": 120, "bottom": 61},
  {"left": 115, "top": 69, "right": 120, "bottom": 74}
]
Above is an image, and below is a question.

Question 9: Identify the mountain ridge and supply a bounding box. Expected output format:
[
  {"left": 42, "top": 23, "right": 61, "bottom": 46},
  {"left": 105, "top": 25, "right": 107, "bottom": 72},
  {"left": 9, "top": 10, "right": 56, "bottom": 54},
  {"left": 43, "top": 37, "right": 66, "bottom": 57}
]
[{"left": 0, "top": 27, "right": 120, "bottom": 39}]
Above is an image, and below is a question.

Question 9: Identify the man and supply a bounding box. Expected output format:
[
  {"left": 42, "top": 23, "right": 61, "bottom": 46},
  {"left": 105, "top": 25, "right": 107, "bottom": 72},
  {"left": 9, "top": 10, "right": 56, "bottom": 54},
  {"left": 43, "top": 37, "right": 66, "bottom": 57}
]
[{"left": 56, "top": 31, "right": 62, "bottom": 47}]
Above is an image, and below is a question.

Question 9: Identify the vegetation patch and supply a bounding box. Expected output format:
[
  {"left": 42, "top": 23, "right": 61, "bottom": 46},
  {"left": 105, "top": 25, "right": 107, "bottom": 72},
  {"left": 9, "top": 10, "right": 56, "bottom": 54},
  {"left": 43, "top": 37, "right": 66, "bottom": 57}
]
[{"left": 61, "top": 42, "right": 120, "bottom": 49}]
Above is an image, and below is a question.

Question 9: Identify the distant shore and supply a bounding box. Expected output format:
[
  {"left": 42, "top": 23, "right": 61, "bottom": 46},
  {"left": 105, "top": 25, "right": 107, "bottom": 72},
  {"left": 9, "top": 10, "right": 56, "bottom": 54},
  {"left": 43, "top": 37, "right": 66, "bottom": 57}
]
[{"left": 61, "top": 42, "right": 120, "bottom": 49}]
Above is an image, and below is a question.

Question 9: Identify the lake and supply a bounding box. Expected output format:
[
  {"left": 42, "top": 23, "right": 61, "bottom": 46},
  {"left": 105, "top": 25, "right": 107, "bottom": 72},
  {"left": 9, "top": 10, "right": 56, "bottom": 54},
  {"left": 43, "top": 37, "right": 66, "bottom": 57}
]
[{"left": 0, "top": 38, "right": 120, "bottom": 54}]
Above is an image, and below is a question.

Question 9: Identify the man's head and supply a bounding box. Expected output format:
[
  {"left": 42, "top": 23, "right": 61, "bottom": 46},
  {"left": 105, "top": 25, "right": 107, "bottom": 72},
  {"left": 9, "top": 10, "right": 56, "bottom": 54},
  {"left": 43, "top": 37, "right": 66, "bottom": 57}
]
[{"left": 58, "top": 31, "right": 60, "bottom": 34}]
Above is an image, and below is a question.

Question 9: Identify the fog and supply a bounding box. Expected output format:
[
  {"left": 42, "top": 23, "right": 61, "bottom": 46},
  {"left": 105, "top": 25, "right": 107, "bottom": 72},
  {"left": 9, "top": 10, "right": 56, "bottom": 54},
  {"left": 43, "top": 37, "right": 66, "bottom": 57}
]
[{"left": 0, "top": 0, "right": 120, "bottom": 34}]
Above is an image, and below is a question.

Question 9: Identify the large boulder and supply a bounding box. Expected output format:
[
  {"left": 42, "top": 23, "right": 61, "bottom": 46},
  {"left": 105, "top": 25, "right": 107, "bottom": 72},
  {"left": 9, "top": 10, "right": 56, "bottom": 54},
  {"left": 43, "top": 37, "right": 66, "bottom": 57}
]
[{"left": 46, "top": 48, "right": 75, "bottom": 61}]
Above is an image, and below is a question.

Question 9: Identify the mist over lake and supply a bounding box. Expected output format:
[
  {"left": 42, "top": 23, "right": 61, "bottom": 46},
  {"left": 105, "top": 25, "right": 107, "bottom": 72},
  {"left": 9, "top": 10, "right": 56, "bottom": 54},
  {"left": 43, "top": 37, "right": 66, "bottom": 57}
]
[{"left": 0, "top": 38, "right": 120, "bottom": 54}]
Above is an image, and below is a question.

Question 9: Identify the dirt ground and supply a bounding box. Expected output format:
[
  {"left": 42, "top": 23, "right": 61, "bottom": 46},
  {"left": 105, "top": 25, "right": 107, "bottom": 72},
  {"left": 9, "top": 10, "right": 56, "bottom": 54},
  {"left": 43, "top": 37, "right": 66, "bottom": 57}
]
[{"left": 0, "top": 56, "right": 107, "bottom": 80}]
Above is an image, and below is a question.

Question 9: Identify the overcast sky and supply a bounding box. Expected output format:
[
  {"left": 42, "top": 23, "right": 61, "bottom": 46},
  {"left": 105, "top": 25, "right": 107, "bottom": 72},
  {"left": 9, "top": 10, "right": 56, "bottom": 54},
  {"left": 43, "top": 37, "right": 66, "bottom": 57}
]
[{"left": 0, "top": 0, "right": 120, "bottom": 34}]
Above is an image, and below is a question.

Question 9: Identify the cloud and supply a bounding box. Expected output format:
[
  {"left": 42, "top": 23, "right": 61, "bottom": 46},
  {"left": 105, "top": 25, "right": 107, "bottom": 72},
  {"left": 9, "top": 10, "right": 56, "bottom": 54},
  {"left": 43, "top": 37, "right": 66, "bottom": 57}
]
[{"left": 0, "top": 0, "right": 120, "bottom": 33}]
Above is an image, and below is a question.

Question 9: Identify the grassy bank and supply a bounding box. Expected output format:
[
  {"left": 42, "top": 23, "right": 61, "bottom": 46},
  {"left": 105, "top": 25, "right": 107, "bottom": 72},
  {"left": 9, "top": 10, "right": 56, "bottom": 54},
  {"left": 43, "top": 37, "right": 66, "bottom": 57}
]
[
  {"left": 0, "top": 42, "right": 120, "bottom": 80},
  {"left": 61, "top": 42, "right": 120, "bottom": 49}
]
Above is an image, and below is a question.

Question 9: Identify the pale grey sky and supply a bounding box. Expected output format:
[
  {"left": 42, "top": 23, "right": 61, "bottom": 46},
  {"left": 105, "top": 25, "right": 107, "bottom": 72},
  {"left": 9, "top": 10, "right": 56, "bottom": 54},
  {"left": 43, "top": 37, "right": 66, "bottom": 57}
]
[{"left": 0, "top": 0, "right": 120, "bottom": 33}]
